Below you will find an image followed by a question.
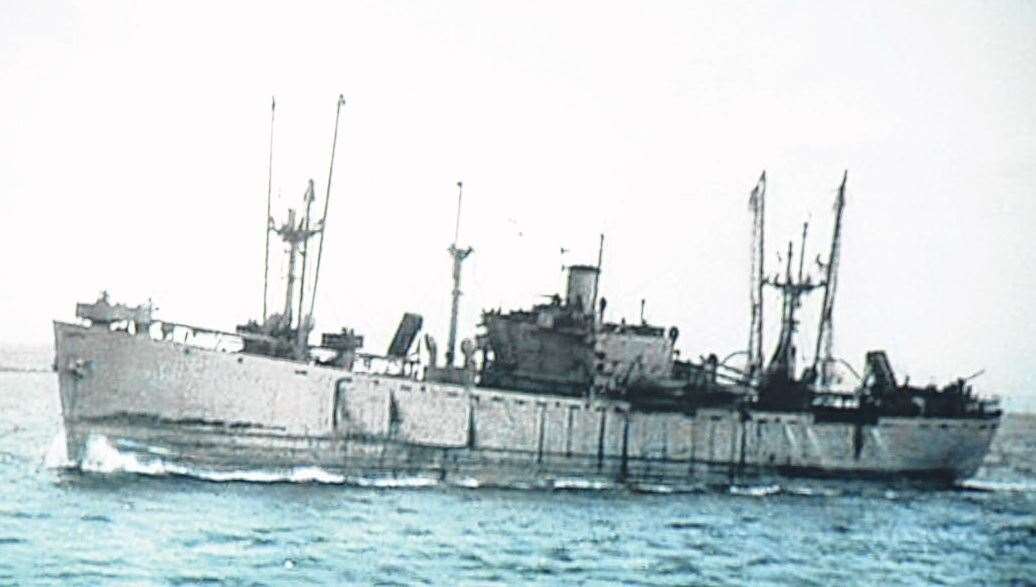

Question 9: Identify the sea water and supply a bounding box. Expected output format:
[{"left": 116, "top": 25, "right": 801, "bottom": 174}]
[{"left": 1, "top": 347, "right": 1033, "bottom": 585}]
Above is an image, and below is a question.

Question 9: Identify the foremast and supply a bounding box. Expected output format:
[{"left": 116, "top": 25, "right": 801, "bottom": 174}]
[
  {"left": 240, "top": 95, "right": 347, "bottom": 360},
  {"left": 271, "top": 180, "right": 322, "bottom": 357}
]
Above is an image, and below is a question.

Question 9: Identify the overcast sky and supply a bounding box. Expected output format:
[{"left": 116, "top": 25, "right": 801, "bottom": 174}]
[{"left": 2, "top": 1, "right": 1034, "bottom": 409}]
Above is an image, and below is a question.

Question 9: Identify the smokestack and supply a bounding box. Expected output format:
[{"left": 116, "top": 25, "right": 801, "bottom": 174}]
[{"left": 565, "top": 265, "right": 599, "bottom": 314}]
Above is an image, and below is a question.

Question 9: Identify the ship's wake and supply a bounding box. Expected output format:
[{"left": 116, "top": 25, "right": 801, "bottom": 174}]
[
  {"left": 47, "top": 433, "right": 1032, "bottom": 495},
  {"left": 55, "top": 434, "right": 687, "bottom": 492},
  {"left": 67, "top": 434, "right": 440, "bottom": 488},
  {"left": 957, "top": 478, "right": 1036, "bottom": 493}
]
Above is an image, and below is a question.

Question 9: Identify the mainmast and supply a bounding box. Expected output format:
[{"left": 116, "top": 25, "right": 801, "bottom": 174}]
[
  {"left": 747, "top": 171, "right": 766, "bottom": 380},
  {"left": 295, "top": 179, "right": 316, "bottom": 355},
  {"left": 813, "top": 171, "right": 848, "bottom": 389},
  {"left": 765, "top": 224, "right": 823, "bottom": 383},
  {"left": 445, "top": 181, "right": 473, "bottom": 367}
]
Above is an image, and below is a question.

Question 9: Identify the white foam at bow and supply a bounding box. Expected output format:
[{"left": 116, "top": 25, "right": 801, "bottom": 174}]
[
  {"left": 81, "top": 434, "right": 170, "bottom": 475},
  {"left": 43, "top": 427, "right": 73, "bottom": 469},
  {"left": 76, "top": 434, "right": 442, "bottom": 487}
]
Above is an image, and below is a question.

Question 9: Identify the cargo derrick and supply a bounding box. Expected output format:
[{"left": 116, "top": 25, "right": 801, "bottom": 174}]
[
  {"left": 236, "top": 96, "right": 363, "bottom": 365},
  {"left": 756, "top": 232, "right": 824, "bottom": 410},
  {"left": 745, "top": 172, "right": 852, "bottom": 411},
  {"left": 747, "top": 171, "right": 858, "bottom": 411},
  {"left": 744, "top": 172, "right": 1000, "bottom": 421},
  {"left": 852, "top": 353, "right": 994, "bottom": 419},
  {"left": 746, "top": 171, "right": 766, "bottom": 381}
]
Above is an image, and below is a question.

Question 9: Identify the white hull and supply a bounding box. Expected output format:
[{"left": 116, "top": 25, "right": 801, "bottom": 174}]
[{"left": 54, "top": 323, "right": 999, "bottom": 485}]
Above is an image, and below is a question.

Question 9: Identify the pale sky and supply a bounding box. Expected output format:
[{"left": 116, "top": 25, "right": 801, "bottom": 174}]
[{"left": 2, "top": 1, "right": 1034, "bottom": 410}]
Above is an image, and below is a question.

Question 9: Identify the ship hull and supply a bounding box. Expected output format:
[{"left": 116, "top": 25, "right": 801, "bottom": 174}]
[{"left": 54, "top": 323, "right": 999, "bottom": 487}]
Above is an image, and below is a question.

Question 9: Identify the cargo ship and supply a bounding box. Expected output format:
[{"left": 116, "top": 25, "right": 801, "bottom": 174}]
[{"left": 52, "top": 102, "right": 1001, "bottom": 487}]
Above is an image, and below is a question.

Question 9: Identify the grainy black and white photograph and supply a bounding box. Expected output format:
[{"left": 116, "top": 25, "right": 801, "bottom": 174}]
[{"left": 1, "top": 1, "right": 1034, "bottom": 584}]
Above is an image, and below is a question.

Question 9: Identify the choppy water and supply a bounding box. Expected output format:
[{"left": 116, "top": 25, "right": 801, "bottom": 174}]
[{"left": 1, "top": 350, "right": 1034, "bottom": 585}]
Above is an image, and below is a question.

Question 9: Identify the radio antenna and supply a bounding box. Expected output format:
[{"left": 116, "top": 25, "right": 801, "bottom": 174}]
[{"left": 262, "top": 96, "right": 275, "bottom": 321}]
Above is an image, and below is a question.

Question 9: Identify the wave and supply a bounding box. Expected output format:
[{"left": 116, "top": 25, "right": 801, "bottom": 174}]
[
  {"left": 726, "top": 484, "right": 844, "bottom": 498},
  {"left": 729, "top": 484, "right": 781, "bottom": 497},
  {"left": 958, "top": 478, "right": 1036, "bottom": 493},
  {"left": 630, "top": 483, "right": 710, "bottom": 494},
  {"left": 784, "top": 485, "right": 842, "bottom": 497},
  {"left": 60, "top": 435, "right": 665, "bottom": 492},
  {"left": 72, "top": 434, "right": 442, "bottom": 488},
  {"left": 450, "top": 477, "right": 482, "bottom": 489},
  {"left": 59, "top": 434, "right": 1028, "bottom": 497},
  {"left": 631, "top": 483, "right": 676, "bottom": 494},
  {"left": 52, "top": 438, "right": 807, "bottom": 495},
  {"left": 552, "top": 478, "right": 617, "bottom": 491}
]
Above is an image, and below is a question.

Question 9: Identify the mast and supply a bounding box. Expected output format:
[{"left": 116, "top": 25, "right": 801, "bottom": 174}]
[
  {"left": 268, "top": 184, "right": 323, "bottom": 351},
  {"left": 758, "top": 174, "right": 765, "bottom": 375},
  {"left": 765, "top": 226, "right": 824, "bottom": 384},
  {"left": 797, "top": 221, "right": 809, "bottom": 283},
  {"left": 445, "top": 181, "right": 473, "bottom": 367},
  {"left": 813, "top": 171, "right": 848, "bottom": 388},
  {"left": 591, "top": 233, "right": 604, "bottom": 318},
  {"left": 766, "top": 241, "right": 797, "bottom": 381},
  {"left": 281, "top": 209, "right": 299, "bottom": 326},
  {"left": 262, "top": 96, "right": 276, "bottom": 322},
  {"left": 747, "top": 171, "right": 766, "bottom": 379},
  {"left": 307, "top": 94, "right": 346, "bottom": 325}
]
